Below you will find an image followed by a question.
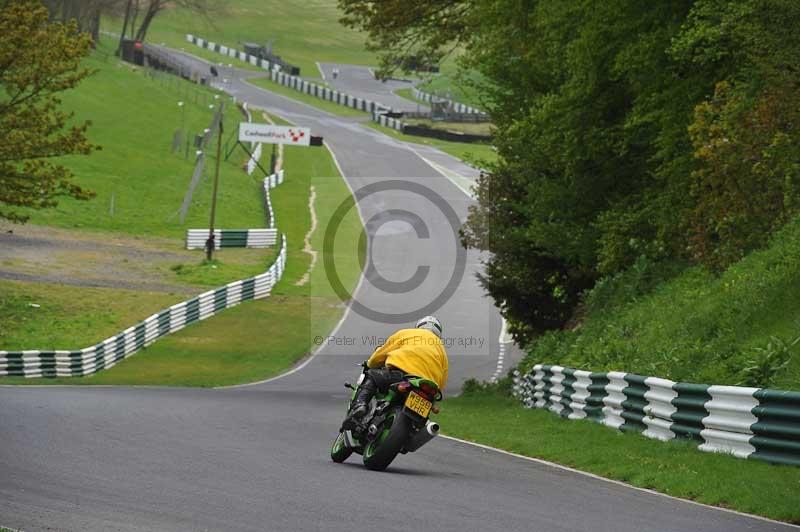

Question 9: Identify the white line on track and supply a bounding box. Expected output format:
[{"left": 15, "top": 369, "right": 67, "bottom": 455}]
[
  {"left": 440, "top": 434, "right": 800, "bottom": 529},
  {"left": 405, "top": 145, "right": 511, "bottom": 382},
  {"left": 215, "top": 139, "right": 367, "bottom": 390}
]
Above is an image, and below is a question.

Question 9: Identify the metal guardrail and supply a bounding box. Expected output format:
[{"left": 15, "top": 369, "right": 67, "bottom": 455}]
[
  {"left": 186, "top": 229, "right": 278, "bottom": 249},
  {"left": 185, "top": 34, "right": 401, "bottom": 130},
  {"left": 403, "top": 110, "right": 489, "bottom": 123},
  {"left": 263, "top": 169, "right": 283, "bottom": 229},
  {"left": 513, "top": 364, "right": 800, "bottom": 466},
  {"left": 1, "top": 97, "right": 289, "bottom": 378},
  {"left": 411, "top": 87, "right": 486, "bottom": 116},
  {"left": 371, "top": 110, "right": 404, "bottom": 132},
  {"left": 0, "top": 236, "right": 287, "bottom": 378}
]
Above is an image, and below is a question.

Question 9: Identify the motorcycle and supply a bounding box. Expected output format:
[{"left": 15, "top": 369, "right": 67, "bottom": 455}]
[{"left": 330, "top": 363, "right": 442, "bottom": 471}]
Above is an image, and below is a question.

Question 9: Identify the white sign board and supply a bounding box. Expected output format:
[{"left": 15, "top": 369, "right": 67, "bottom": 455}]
[{"left": 238, "top": 123, "right": 311, "bottom": 146}]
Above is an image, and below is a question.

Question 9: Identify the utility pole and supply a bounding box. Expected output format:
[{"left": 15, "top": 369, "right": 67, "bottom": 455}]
[{"left": 206, "top": 102, "right": 224, "bottom": 261}]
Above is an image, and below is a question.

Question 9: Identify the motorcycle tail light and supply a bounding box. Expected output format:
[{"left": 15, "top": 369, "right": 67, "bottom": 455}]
[
  {"left": 420, "top": 381, "right": 438, "bottom": 398},
  {"left": 397, "top": 382, "right": 412, "bottom": 393}
]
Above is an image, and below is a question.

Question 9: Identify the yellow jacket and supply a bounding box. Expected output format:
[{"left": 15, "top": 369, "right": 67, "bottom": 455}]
[{"left": 367, "top": 328, "right": 449, "bottom": 390}]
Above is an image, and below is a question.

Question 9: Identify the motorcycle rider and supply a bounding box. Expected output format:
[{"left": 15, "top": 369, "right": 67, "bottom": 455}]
[{"left": 342, "top": 316, "right": 449, "bottom": 430}]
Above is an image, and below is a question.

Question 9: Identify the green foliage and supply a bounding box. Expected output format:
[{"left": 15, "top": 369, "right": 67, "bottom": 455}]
[
  {"left": 687, "top": 78, "right": 800, "bottom": 270},
  {"left": 0, "top": 0, "right": 97, "bottom": 223},
  {"left": 521, "top": 214, "right": 800, "bottom": 388},
  {"left": 460, "top": 375, "right": 512, "bottom": 396},
  {"left": 343, "top": 0, "right": 800, "bottom": 341},
  {"left": 18, "top": 37, "right": 265, "bottom": 237},
  {"left": 738, "top": 335, "right": 799, "bottom": 388},
  {"left": 337, "top": 0, "right": 469, "bottom": 77}
]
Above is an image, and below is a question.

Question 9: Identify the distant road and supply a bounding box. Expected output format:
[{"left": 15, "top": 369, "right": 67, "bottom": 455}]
[{"left": 317, "top": 62, "right": 428, "bottom": 113}]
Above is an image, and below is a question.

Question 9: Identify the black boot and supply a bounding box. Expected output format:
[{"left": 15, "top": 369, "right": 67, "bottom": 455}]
[{"left": 342, "top": 378, "right": 376, "bottom": 430}]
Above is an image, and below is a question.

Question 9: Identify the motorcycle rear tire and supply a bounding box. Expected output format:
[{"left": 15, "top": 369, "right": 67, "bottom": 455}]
[{"left": 363, "top": 407, "right": 411, "bottom": 471}]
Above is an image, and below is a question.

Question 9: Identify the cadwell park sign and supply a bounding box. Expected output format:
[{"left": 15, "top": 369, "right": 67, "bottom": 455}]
[{"left": 239, "top": 123, "right": 312, "bottom": 146}]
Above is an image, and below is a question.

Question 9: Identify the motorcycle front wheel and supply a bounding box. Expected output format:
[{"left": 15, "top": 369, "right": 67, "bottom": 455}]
[
  {"left": 362, "top": 406, "right": 411, "bottom": 471},
  {"left": 330, "top": 431, "right": 354, "bottom": 463}
]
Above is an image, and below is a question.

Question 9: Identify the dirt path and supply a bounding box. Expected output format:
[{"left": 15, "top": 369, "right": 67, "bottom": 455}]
[{"left": 0, "top": 224, "right": 204, "bottom": 295}]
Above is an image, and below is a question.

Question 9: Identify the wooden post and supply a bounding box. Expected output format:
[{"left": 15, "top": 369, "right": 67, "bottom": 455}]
[{"left": 206, "top": 103, "right": 224, "bottom": 261}]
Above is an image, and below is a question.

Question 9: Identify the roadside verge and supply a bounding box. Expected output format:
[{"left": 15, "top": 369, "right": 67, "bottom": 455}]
[{"left": 436, "top": 388, "right": 800, "bottom": 524}]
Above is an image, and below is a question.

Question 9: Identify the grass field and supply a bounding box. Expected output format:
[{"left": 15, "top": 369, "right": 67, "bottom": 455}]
[
  {"left": 246, "top": 77, "right": 367, "bottom": 117},
  {"left": 416, "top": 58, "right": 485, "bottom": 109},
  {"left": 394, "top": 87, "right": 426, "bottom": 106},
  {"left": 20, "top": 39, "right": 264, "bottom": 239},
  {"left": 0, "top": 135, "right": 363, "bottom": 386},
  {"left": 0, "top": 40, "right": 364, "bottom": 386},
  {"left": 437, "top": 387, "right": 800, "bottom": 523},
  {"left": 116, "top": 0, "right": 375, "bottom": 80},
  {"left": 0, "top": 280, "right": 181, "bottom": 352}
]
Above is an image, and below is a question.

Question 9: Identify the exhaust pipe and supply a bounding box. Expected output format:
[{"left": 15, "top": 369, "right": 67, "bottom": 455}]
[{"left": 405, "top": 420, "right": 440, "bottom": 452}]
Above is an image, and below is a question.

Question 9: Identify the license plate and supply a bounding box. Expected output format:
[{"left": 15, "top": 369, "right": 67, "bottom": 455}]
[{"left": 405, "top": 391, "right": 432, "bottom": 418}]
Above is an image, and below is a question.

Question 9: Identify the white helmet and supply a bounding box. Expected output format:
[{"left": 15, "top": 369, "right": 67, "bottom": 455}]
[{"left": 415, "top": 315, "right": 443, "bottom": 338}]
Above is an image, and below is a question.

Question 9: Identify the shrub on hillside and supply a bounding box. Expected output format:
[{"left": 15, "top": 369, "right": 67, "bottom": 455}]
[{"left": 520, "top": 214, "right": 800, "bottom": 389}]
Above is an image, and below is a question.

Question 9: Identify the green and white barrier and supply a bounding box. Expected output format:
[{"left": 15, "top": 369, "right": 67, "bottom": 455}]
[
  {"left": 185, "top": 229, "right": 278, "bottom": 249},
  {"left": 185, "top": 34, "right": 403, "bottom": 129},
  {"left": 371, "top": 110, "right": 404, "bottom": 132},
  {"left": 411, "top": 87, "right": 486, "bottom": 116},
  {"left": 0, "top": 236, "right": 287, "bottom": 378},
  {"left": 186, "top": 142, "right": 283, "bottom": 246},
  {"left": 3, "top": 101, "right": 290, "bottom": 378},
  {"left": 241, "top": 102, "right": 263, "bottom": 176},
  {"left": 513, "top": 364, "right": 800, "bottom": 466}
]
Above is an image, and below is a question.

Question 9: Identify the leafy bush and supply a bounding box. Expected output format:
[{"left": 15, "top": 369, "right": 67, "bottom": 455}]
[
  {"left": 460, "top": 375, "right": 513, "bottom": 397},
  {"left": 521, "top": 214, "right": 800, "bottom": 389}
]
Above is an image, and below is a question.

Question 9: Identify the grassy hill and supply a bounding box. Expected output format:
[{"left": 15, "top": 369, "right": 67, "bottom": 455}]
[
  {"left": 120, "top": 0, "right": 374, "bottom": 79},
  {"left": 519, "top": 214, "right": 800, "bottom": 390},
  {"left": 0, "top": 37, "right": 363, "bottom": 386},
  {"left": 23, "top": 39, "right": 262, "bottom": 237}
]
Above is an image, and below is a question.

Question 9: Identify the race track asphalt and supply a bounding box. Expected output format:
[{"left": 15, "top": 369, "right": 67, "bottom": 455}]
[
  {"left": 0, "top": 50, "right": 794, "bottom": 532},
  {"left": 316, "top": 62, "right": 427, "bottom": 113}
]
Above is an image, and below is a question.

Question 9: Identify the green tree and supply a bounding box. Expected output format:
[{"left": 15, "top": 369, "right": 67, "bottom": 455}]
[
  {"left": 674, "top": 0, "right": 800, "bottom": 270},
  {"left": 341, "top": 0, "right": 800, "bottom": 343},
  {"left": 338, "top": 0, "right": 471, "bottom": 78},
  {"left": 0, "top": 0, "right": 97, "bottom": 223}
]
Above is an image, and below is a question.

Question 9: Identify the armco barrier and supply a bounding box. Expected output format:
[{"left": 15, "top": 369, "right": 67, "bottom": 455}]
[
  {"left": 371, "top": 110, "right": 404, "bottom": 132},
  {"left": 185, "top": 169, "right": 282, "bottom": 243},
  {"left": 411, "top": 87, "right": 486, "bottom": 116},
  {"left": 241, "top": 102, "right": 263, "bottom": 176},
  {"left": 402, "top": 124, "right": 490, "bottom": 143},
  {"left": 186, "top": 229, "right": 277, "bottom": 249},
  {"left": 263, "top": 169, "right": 283, "bottom": 229},
  {"left": 2, "top": 94, "right": 290, "bottom": 378},
  {"left": 185, "top": 34, "right": 402, "bottom": 130},
  {"left": 513, "top": 364, "right": 800, "bottom": 466},
  {"left": 0, "top": 236, "right": 287, "bottom": 378}
]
